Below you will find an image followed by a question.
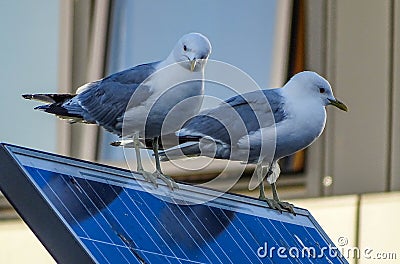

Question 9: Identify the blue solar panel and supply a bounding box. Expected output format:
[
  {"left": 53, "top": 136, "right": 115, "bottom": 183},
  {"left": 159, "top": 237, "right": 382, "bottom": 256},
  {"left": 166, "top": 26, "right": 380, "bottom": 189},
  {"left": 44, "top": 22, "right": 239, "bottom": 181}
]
[{"left": 0, "top": 143, "right": 348, "bottom": 263}]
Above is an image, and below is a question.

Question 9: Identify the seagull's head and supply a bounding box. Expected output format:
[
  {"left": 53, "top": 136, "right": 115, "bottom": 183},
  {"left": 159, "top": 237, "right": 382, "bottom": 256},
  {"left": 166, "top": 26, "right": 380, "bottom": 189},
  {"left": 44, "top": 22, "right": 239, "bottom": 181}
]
[
  {"left": 171, "top": 32, "right": 212, "bottom": 72},
  {"left": 288, "top": 71, "right": 348, "bottom": 111}
]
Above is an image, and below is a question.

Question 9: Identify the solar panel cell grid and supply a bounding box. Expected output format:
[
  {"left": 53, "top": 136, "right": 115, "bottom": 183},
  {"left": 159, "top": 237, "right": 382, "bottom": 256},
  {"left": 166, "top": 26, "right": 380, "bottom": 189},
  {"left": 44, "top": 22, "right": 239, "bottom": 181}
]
[{"left": 0, "top": 144, "right": 348, "bottom": 264}]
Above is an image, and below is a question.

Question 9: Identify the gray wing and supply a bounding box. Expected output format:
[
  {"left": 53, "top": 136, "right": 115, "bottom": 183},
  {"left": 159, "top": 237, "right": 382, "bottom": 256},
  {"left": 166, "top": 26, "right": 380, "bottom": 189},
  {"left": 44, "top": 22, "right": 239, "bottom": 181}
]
[
  {"left": 178, "top": 89, "right": 286, "bottom": 145},
  {"left": 69, "top": 62, "right": 158, "bottom": 135}
]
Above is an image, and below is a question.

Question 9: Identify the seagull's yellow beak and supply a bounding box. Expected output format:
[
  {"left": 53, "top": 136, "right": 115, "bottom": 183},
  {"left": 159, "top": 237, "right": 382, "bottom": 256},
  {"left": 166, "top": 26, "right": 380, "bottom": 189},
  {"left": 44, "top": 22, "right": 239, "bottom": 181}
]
[
  {"left": 190, "top": 59, "right": 197, "bottom": 72},
  {"left": 328, "top": 98, "right": 348, "bottom": 111}
]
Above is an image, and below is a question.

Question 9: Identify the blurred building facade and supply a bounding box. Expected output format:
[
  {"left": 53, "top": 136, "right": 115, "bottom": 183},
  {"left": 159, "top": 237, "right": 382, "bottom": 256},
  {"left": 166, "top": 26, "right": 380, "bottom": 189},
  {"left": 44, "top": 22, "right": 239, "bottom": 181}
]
[{"left": 0, "top": 1, "right": 399, "bottom": 263}]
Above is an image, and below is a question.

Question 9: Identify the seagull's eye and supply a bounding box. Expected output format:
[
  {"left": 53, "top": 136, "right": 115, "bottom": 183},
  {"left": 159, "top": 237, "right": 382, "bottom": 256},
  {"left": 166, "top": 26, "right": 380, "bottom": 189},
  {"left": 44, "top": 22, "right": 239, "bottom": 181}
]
[
  {"left": 183, "top": 45, "right": 187, "bottom": 51},
  {"left": 319, "top": 88, "right": 325, "bottom": 93}
]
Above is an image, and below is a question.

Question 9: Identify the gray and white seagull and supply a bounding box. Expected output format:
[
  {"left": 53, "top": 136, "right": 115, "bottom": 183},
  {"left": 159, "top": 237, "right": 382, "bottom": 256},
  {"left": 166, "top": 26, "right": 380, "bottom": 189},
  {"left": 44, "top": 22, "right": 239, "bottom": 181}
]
[
  {"left": 23, "top": 32, "right": 212, "bottom": 188},
  {"left": 160, "top": 71, "right": 348, "bottom": 213}
]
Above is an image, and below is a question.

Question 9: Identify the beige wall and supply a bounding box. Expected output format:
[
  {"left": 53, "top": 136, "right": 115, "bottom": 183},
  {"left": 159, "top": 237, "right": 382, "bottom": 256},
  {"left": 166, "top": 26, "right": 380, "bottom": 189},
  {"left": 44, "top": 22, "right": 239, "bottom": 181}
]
[
  {"left": 296, "top": 192, "right": 400, "bottom": 264},
  {"left": 0, "top": 220, "right": 54, "bottom": 264}
]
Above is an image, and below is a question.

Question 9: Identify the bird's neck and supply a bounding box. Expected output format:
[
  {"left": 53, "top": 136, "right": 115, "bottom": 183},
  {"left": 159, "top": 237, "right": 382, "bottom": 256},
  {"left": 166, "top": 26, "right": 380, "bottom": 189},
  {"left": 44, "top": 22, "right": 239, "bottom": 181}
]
[
  {"left": 280, "top": 85, "right": 327, "bottom": 141},
  {"left": 145, "top": 56, "right": 203, "bottom": 97},
  {"left": 156, "top": 53, "right": 176, "bottom": 70},
  {"left": 154, "top": 55, "right": 204, "bottom": 84},
  {"left": 282, "top": 86, "right": 326, "bottom": 122}
]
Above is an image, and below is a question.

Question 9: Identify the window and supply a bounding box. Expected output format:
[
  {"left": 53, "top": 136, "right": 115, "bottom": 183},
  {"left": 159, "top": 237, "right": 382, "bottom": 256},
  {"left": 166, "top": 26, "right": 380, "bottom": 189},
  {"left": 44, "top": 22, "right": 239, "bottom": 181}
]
[{"left": 97, "top": 1, "right": 295, "bottom": 191}]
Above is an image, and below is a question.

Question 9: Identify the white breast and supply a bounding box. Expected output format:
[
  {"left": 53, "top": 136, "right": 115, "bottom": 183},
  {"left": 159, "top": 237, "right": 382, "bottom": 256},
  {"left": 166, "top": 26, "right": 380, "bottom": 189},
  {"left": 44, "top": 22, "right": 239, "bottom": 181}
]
[{"left": 274, "top": 98, "right": 327, "bottom": 159}]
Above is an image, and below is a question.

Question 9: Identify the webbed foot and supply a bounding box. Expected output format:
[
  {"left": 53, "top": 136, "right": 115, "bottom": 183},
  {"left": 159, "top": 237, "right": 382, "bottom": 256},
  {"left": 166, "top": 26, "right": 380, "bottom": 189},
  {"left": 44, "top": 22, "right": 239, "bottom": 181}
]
[
  {"left": 153, "top": 171, "right": 179, "bottom": 190},
  {"left": 138, "top": 169, "right": 179, "bottom": 190},
  {"left": 138, "top": 169, "right": 158, "bottom": 187},
  {"left": 259, "top": 196, "right": 296, "bottom": 215}
]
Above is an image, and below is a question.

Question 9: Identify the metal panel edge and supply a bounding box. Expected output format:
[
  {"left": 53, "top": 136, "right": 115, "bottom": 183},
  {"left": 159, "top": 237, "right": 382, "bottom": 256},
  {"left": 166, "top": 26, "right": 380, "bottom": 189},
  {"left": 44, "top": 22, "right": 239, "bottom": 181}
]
[{"left": 0, "top": 143, "right": 96, "bottom": 264}]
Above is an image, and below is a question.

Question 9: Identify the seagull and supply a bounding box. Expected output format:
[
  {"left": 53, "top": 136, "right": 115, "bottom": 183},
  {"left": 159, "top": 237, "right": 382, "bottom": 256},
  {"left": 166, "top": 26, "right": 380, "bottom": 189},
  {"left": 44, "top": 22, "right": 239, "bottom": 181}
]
[
  {"left": 22, "top": 32, "right": 212, "bottom": 189},
  {"left": 160, "top": 71, "right": 347, "bottom": 213}
]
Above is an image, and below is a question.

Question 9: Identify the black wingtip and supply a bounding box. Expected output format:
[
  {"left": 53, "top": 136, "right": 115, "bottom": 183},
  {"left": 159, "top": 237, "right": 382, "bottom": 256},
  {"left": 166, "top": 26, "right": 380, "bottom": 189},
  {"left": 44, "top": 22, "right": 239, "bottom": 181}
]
[
  {"left": 22, "top": 94, "right": 33, "bottom": 100},
  {"left": 110, "top": 141, "right": 122, "bottom": 147}
]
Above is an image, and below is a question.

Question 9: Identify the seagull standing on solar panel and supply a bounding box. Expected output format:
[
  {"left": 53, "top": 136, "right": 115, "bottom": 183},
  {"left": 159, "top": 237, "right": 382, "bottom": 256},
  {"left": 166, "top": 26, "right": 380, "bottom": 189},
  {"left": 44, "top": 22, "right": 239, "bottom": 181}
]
[
  {"left": 161, "top": 71, "right": 347, "bottom": 213},
  {"left": 22, "top": 32, "right": 212, "bottom": 189}
]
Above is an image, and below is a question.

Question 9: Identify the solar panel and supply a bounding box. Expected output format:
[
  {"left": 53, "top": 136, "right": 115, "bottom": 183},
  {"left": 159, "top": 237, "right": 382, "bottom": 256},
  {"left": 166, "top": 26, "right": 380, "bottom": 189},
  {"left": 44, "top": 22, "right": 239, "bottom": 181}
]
[{"left": 0, "top": 143, "right": 348, "bottom": 264}]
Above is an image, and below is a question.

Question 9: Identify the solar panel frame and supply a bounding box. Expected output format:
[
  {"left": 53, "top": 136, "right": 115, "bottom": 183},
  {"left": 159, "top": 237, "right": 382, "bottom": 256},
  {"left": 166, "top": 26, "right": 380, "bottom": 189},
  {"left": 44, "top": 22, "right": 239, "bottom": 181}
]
[
  {"left": 0, "top": 143, "right": 95, "bottom": 263},
  {"left": 0, "top": 143, "right": 348, "bottom": 264}
]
